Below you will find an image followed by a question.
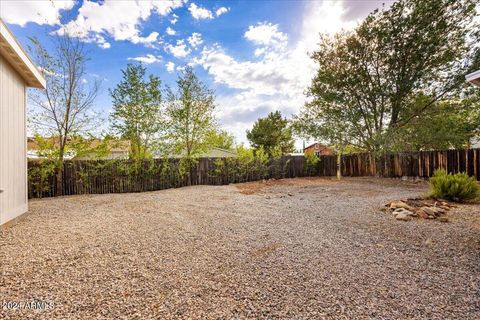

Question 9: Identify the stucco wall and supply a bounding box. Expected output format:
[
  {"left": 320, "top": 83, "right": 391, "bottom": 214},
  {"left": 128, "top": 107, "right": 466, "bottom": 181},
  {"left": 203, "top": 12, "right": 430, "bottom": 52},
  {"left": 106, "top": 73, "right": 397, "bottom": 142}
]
[{"left": 0, "top": 54, "right": 28, "bottom": 225}]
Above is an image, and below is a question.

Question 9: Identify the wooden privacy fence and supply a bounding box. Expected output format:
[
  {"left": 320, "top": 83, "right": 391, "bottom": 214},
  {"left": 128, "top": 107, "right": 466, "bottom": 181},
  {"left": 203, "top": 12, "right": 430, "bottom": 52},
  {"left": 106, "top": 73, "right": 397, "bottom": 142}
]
[
  {"left": 28, "top": 149, "right": 480, "bottom": 199},
  {"left": 341, "top": 149, "right": 480, "bottom": 179}
]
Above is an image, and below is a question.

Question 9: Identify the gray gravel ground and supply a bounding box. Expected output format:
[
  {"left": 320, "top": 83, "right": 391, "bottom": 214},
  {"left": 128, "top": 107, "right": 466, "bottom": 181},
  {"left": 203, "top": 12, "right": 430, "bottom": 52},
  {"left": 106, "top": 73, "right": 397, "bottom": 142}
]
[{"left": 1, "top": 177, "right": 479, "bottom": 319}]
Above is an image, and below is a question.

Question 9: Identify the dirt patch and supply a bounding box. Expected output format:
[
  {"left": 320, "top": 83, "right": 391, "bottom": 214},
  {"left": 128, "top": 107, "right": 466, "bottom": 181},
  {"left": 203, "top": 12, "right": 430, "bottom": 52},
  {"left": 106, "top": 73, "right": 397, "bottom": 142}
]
[{"left": 235, "top": 177, "right": 339, "bottom": 195}]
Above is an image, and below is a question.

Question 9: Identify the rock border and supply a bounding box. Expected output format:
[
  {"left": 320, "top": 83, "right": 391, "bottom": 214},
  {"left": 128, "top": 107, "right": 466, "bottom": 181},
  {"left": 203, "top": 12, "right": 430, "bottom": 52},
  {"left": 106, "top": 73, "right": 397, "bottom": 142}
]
[{"left": 384, "top": 199, "right": 455, "bottom": 222}]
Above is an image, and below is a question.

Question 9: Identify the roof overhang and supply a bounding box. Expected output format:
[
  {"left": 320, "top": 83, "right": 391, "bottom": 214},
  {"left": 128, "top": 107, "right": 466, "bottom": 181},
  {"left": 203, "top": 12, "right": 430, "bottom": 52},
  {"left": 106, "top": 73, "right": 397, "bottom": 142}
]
[
  {"left": 466, "top": 69, "right": 480, "bottom": 87},
  {"left": 0, "top": 19, "right": 45, "bottom": 88}
]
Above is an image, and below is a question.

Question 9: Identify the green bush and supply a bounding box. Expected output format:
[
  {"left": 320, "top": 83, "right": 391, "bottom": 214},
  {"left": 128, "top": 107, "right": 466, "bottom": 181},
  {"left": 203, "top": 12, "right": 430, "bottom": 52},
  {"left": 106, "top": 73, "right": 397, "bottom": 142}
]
[
  {"left": 304, "top": 152, "right": 320, "bottom": 176},
  {"left": 429, "top": 169, "right": 479, "bottom": 202}
]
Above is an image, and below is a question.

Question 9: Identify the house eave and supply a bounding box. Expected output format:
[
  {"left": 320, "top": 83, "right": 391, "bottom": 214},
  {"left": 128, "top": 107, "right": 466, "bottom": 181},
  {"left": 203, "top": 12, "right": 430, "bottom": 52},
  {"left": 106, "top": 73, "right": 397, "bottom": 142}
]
[
  {"left": 466, "top": 69, "right": 480, "bottom": 87},
  {"left": 0, "top": 19, "right": 46, "bottom": 89}
]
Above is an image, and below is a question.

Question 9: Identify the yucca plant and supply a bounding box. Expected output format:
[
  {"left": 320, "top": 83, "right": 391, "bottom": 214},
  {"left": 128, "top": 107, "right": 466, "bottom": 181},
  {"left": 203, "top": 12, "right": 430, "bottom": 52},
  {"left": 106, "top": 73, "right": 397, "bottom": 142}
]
[{"left": 429, "top": 169, "right": 479, "bottom": 202}]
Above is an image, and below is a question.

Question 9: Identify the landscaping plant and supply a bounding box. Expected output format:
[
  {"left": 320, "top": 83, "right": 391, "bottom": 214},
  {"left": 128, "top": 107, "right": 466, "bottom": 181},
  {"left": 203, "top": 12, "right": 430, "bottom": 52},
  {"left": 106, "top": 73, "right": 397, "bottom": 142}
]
[{"left": 429, "top": 169, "right": 479, "bottom": 202}]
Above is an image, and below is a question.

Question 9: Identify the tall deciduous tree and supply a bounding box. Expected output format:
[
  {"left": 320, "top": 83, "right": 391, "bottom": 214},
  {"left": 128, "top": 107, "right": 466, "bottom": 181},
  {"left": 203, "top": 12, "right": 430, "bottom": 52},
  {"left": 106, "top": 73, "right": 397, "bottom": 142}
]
[
  {"left": 29, "top": 34, "right": 100, "bottom": 162},
  {"left": 109, "top": 63, "right": 163, "bottom": 159},
  {"left": 29, "top": 33, "right": 100, "bottom": 195},
  {"left": 295, "top": 0, "right": 479, "bottom": 153},
  {"left": 247, "top": 111, "right": 294, "bottom": 156},
  {"left": 165, "top": 66, "right": 216, "bottom": 161}
]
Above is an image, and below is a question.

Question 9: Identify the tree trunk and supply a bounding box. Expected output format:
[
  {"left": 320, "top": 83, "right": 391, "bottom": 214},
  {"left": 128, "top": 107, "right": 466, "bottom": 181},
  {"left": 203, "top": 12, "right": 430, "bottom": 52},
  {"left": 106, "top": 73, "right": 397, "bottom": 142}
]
[
  {"left": 55, "top": 146, "right": 65, "bottom": 196},
  {"left": 336, "top": 151, "right": 342, "bottom": 180}
]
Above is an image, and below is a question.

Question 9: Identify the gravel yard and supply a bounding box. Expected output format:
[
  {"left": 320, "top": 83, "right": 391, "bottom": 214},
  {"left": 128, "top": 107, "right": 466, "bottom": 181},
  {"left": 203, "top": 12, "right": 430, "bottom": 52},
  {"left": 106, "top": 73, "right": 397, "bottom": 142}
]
[{"left": 1, "top": 177, "right": 479, "bottom": 319}]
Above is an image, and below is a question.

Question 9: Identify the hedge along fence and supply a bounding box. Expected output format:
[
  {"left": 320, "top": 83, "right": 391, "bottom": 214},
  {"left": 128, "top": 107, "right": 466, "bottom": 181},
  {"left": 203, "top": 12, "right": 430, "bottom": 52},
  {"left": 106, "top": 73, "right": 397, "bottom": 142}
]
[
  {"left": 28, "top": 148, "right": 480, "bottom": 199},
  {"left": 28, "top": 156, "right": 336, "bottom": 199}
]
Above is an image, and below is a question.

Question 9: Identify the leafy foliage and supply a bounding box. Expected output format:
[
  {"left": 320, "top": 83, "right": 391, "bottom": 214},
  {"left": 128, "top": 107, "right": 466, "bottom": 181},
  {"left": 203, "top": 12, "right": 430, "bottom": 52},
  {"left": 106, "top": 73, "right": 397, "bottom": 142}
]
[
  {"left": 31, "top": 134, "right": 111, "bottom": 161},
  {"left": 304, "top": 152, "right": 320, "bottom": 176},
  {"left": 165, "top": 67, "right": 216, "bottom": 160},
  {"left": 429, "top": 170, "right": 479, "bottom": 202},
  {"left": 212, "top": 145, "right": 271, "bottom": 182},
  {"left": 294, "top": 0, "right": 479, "bottom": 153},
  {"left": 28, "top": 160, "right": 56, "bottom": 199},
  {"left": 205, "top": 129, "right": 235, "bottom": 150},
  {"left": 247, "top": 111, "right": 294, "bottom": 156},
  {"left": 391, "top": 92, "right": 480, "bottom": 151},
  {"left": 109, "top": 63, "right": 163, "bottom": 160}
]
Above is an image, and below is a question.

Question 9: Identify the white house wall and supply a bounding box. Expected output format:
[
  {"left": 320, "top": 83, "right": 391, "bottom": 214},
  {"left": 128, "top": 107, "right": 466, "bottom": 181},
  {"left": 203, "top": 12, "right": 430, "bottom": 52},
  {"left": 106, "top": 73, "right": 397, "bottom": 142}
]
[{"left": 0, "top": 54, "right": 28, "bottom": 225}]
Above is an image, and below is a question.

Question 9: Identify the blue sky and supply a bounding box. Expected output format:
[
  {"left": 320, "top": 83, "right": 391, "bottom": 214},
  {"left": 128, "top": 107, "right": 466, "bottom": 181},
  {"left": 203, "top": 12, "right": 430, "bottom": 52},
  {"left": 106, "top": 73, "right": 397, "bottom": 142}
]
[{"left": 1, "top": 0, "right": 393, "bottom": 149}]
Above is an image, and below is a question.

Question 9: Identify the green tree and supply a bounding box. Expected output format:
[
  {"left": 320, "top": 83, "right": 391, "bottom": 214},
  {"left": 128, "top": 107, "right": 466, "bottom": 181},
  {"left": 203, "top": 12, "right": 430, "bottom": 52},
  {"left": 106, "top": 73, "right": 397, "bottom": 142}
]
[
  {"left": 206, "top": 129, "right": 235, "bottom": 150},
  {"left": 295, "top": 0, "right": 479, "bottom": 154},
  {"left": 109, "top": 63, "right": 163, "bottom": 159},
  {"left": 246, "top": 111, "right": 294, "bottom": 156},
  {"left": 165, "top": 66, "right": 216, "bottom": 161},
  {"left": 392, "top": 92, "right": 480, "bottom": 151}
]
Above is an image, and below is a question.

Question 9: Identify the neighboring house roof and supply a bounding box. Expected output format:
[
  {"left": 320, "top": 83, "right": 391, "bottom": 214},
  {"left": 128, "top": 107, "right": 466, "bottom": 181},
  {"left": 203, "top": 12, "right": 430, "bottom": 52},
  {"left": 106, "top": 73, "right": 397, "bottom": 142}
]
[
  {"left": 304, "top": 143, "right": 335, "bottom": 155},
  {"left": 0, "top": 19, "right": 45, "bottom": 88},
  {"left": 27, "top": 137, "right": 130, "bottom": 159},
  {"left": 87, "top": 139, "right": 130, "bottom": 153},
  {"left": 466, "top": 70, "right": 480, "bottom": 87},
  {"left": 304, "top": 143, "right": 329, "bottom": 151}
]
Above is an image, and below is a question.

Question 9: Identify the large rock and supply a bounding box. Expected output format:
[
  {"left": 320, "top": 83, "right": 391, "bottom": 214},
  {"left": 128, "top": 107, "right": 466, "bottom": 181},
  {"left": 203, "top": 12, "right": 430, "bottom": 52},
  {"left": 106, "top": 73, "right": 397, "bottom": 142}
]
[
  {"left": 421, "top": 206, "right": 441, "bottom": 217},
  {"left": 392, "top": 208, "right": 414, "bottom": 217},
  {"left": 395, "top": 212, "right": 411, "bottom": 221},
  {"left": 417, "top": 209, "right": 429, "bottom": 219},
  {"left": 431, "top": 207, "right": 446, "bottom": 215},
  {"left": 389, "top": 200, "right": 413, "bottom": 211}
]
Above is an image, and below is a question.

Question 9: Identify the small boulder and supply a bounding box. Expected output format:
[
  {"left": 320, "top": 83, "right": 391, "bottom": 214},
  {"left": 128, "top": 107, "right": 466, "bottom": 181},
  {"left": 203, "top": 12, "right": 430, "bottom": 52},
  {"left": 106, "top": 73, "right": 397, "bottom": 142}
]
[
  {"left": 393, "top": 208, "right": 414, "bottom": 217},
  {"left": 392, "top": 208, "right": 404, "bottom": 216},
  {"left": 389, "top": 200, "right": 413, "bottom": 211},
  {"left": 431, "top": 207, "right": 446, "bottom": 215},
  {"left": 395, "top": 212, "right": 411, "bottom": 221},
  {"left": 421, "top": 206, "right": 436, "bottom": 217},
  {"left": 417, "top": 209, "right": 429, "bottom": 219}
]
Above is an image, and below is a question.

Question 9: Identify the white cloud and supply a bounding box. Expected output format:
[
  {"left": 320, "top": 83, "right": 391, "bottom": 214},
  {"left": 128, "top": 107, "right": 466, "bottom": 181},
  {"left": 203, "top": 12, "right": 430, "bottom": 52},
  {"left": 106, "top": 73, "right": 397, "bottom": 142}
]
[
  {"left": 176, "top": 65, "right": 186, "bottom": 72},
  {"left": 165, "top": 61, "right": 176, "bottom": 73},
  {"left": 128, "top": 54, "right": 162, "bottom": 64},
  {"left": 193, "top": 45, "right": 294, "bottom": 96},
  {"left": 166, "top": 27, "right": 176, "bottom": 36},
  {"left": 254, "top": 48, "right": 266, "bottom": 57},
  {"left": 170, "top": 13, "right": 179, "bottom": 24},
  {"left": 188, "top": 3, "right": 213, "bottom": 20},
  {"left": 56, "top": 0, "right": 184, "bottom": 48},
  {"left": 0, "top": 0, "right": 75, "bottom": 26},
  {"left": 164, "top": 39, "right": 191, "bottom": 58},
  {"left": 100, "top": 42, "right": 111, "bottom": 49},
  {"left": 187, "top": 33, "right": 203, "bottom": 49},
  {"left": 215, "top": 7, "right": 229, "bottom": 17},
  {"left": 244, "top": 22, "right": 288, "bottom": 47},
  {"left": 130, "top": 32, "right": 160, "bottom": 47},
  {"left": 154, "top": 0, "right": 184, "bottom": 15}
]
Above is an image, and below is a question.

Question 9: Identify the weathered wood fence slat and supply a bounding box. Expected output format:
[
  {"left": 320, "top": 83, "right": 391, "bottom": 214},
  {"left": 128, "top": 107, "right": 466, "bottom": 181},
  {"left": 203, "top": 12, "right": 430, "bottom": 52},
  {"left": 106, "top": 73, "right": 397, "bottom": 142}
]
[{"left": 28, "top": 149, "right": 480, "bottom": 199}]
